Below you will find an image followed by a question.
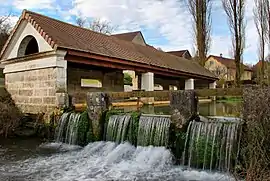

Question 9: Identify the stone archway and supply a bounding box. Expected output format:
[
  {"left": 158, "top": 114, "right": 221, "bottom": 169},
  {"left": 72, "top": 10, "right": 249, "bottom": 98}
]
[{"left": 17, "top": 35, "right": 39, "bottom": 57}]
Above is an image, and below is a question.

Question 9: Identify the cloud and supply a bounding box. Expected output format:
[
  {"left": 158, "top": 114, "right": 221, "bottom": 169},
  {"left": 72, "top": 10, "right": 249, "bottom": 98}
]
[
  {"left": 70, "top": 0, "right": 259, "bottom": 64},
  {"left": 12, "top": 0, "right": 55, "bottom": 10},
  {"left": 0, "top": 0, "right": 261, "bottom": 64},
  {"left": 71, "top": 0, "right": 193, "bottom": 53}
]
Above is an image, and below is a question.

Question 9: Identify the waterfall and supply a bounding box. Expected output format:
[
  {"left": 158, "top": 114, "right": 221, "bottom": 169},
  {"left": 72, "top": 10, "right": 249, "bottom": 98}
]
[
  {"left": 182, "top": 120, "right": 240, "bottom": 171},
  {"left": 105, "top": 114, "right": 132, "bottom": 143},
  {"left": 55, "top": 112, "right": 81, "bottom": 145},
  {"left": 0, "top": 142, "right": 235, "bottom": 181},
  {"left": 137, "top": 114, "right": 171, "bottom": 147}
]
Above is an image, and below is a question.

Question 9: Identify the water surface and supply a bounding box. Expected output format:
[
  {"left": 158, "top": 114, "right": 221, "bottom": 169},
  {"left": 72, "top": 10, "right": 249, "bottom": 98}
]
[
  {"left": 115, "top": 101, "right": 242, "bottom": 117},
  {"left": 0, "top": 141, "right": 235, "bottom": 181}
]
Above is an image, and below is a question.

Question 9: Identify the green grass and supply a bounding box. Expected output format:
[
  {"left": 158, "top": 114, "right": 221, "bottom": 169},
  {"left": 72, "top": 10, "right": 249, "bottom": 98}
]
[{"left": 217, "top": 96, "right": 243, "bottom": 103}]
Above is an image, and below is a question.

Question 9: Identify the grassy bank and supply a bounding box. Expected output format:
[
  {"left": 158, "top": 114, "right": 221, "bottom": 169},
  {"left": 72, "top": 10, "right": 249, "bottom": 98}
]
[{"left": 217, "top": 96, "right": 242, "bottom": 103}]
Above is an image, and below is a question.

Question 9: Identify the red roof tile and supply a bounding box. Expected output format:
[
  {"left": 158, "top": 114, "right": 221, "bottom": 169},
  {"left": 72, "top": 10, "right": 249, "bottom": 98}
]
[{"left": 1, "top": 10, "right": 216, "bottom": 80}]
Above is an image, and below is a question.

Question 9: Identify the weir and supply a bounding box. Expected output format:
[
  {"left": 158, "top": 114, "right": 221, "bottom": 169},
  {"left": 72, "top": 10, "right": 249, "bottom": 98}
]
[
  {"left": 137, "top": 114, "right": 171, "bottom": 147},
  {"left": 51, "top": 89, "right": 242, "bottom": 178},
  {"left": 105, "top": 114, "right": 132, "bottom": 143},
  {"left": 182, "top": 120, "right": 241, "bottom": 172},
  {"left": 55, "top": 112, "right": 81, "bottom": 145}
]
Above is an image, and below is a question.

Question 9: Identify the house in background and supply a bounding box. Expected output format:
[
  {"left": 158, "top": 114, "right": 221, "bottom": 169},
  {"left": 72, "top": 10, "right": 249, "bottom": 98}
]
[
  {"left": 252, "top": 60, "right": 270, "bottom": 84},
  {"left": 167, "top": 50, "right": 192, "bottom": 60},
  {"left": 205, "top": 54, "right": 252, "bottom": 87}
]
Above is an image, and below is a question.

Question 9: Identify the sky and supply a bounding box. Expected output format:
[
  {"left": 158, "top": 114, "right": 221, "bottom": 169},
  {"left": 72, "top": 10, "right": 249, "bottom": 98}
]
[{"left": 0, "top": 0, "right": 260, "bottom": 65}]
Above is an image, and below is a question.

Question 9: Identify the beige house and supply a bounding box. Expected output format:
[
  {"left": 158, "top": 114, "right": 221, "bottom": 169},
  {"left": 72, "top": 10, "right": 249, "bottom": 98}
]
[{"left": 205, "top": 55, "right": 252, "bottom": 87}]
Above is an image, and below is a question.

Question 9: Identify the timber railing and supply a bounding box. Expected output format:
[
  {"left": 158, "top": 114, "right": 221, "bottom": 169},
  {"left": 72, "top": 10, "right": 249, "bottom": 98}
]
[
  {"left": 108, "top": 88, "right": 243, "bottom": 101},
  {"left": 0, "top": 78, "right": 4, "bottom": 88}
]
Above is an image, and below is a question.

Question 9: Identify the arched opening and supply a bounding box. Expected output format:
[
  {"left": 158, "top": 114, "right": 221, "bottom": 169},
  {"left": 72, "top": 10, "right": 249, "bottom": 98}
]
[{"left": 17, "top": 35, "right": 39, "bottom": 57}]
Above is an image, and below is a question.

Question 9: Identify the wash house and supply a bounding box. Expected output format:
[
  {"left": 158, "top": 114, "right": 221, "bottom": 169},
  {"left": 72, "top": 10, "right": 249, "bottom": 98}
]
[{"left": 0, "top": 10, "right": 217, "bottom": 117}]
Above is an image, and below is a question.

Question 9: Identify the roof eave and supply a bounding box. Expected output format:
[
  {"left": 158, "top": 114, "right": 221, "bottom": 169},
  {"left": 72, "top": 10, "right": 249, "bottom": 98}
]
[{"left": 61, "top": 47, "right": 217, "bottom": 81}]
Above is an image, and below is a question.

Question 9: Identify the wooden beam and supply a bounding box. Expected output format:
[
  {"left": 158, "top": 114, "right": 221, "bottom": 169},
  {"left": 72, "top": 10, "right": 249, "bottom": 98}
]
[
  {"left": 66, "top": 50, "right": 217, "bottom": 81},
  {"left": 195, "top": 88, "right": 243, "bottom": 97},
  {"left": 108, "top": 88, "right": 243, "bottom": 100}
]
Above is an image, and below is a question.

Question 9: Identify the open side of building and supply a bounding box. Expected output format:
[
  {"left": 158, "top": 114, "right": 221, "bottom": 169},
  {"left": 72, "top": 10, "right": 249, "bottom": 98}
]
[{"left": 0, "top": 10, "right": 217, "bottom": 118}]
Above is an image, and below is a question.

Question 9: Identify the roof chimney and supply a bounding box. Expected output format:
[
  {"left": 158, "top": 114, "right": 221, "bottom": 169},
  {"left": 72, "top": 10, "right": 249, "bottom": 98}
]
[{"left": 220, "top": 53, "right": 223, "bottom": 57}]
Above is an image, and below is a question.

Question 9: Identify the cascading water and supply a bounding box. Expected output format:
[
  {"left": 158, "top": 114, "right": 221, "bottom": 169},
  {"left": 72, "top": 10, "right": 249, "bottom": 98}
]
[
  {"left": 0, "top": 142, "right": 235, "bottom": 181},
  {"left": 182, "top": 120, "right": 241, "bottom": 172},
  {"left": 54, "top": 112, "right": 81, "bottom": 145},
  {"left": 105, "top": 114, "right": 132, "bottom": 143},
  {"left": 137, "top": 114, "right": 171, "bottom": 147}
]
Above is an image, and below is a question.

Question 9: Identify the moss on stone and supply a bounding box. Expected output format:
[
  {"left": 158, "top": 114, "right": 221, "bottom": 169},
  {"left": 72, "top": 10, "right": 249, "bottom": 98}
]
[{"left": 77, "top": 111, "right": 90, "bottom": 146}]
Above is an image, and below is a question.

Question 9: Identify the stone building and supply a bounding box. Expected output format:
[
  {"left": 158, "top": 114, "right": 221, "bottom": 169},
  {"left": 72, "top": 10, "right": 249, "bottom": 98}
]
[{"left": 0, "top": 10, "right": 217, "bottom": 117}]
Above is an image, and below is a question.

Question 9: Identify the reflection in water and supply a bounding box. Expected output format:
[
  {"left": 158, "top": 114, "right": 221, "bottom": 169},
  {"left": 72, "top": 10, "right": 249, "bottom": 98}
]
[
  {"left": 115, "top": 101, "right": 242, "bottom": 117},
  {"left": 199, "top": 101, "right": 242, "bottom": 117}
]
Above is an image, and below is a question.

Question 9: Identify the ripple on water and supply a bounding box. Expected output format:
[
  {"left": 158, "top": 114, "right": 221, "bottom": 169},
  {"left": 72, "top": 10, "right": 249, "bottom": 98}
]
[{"left": 0, "top": 141, "right": 236, "bottom": 181}]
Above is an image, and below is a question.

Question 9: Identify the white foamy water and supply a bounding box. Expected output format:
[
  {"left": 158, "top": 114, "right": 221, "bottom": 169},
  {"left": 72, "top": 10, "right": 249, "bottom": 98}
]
[{"left": 0, "top": 141, "right": 235, "bottom": 181}]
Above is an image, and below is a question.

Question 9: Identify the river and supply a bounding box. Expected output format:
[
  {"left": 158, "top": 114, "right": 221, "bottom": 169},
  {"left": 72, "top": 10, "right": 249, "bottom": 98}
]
[{"left": 0, "top": 101, "right": 240, "bottom": 181}]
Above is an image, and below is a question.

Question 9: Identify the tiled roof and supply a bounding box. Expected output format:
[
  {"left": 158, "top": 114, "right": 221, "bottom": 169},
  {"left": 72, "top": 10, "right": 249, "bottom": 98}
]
[
  {"left": 208, "top": 55, "right": 252, "bottom": 71},
  {"left": 253, "top": 60, "right": 270, "bottom": 71},
  {"left": 112, "top": 31, "right": 141, "bottom": 41},
  {"left": 1, "top": 10, "right": 216, "bottom": 80},
  {"left": 167, "top": 50, "right": 189, "bottom": 57}
]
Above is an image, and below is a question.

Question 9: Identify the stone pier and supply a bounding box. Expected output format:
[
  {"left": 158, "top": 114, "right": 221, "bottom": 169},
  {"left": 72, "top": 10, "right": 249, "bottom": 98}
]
[
  {"left": 86, "top": 92, "right": 110, "bottom": 140},
  {"left": 170, "top": 90, "right": 197, "bottom": 130}
]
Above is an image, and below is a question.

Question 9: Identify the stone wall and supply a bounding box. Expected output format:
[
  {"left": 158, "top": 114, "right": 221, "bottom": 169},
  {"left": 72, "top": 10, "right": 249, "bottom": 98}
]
[
  {"left": 3, "top": 51, "right": 68, "bottom": 119},
  {"left": 67, "top": 64, "right": 124, "bottom": 104},
  {"left": 5, "top": 68, "right": 57, "bottom": 114}
]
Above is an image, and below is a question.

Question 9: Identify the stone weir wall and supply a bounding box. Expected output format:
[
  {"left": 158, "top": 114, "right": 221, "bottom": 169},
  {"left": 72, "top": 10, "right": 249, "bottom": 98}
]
[{"left": 86, "top": 90, "right": 198, "bottom": 139}]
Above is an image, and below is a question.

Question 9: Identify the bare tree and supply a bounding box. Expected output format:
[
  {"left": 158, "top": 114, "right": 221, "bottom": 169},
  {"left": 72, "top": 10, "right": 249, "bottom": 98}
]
[
  {"left": 75, "top": 16, "right": 115, "bottom": 35},
  {"left": 205, "top": 63, "right": 227, "bottom": 87},
  {"left": 222, "top": 0, "right": 246, "bottom": 87},
  {"left": 0, "top": 15, "right": 11, "bottom": 52},
  {"left": 76, "top": 17, "right": 86, "bottom": 28},
  {"left": 156, "top": 47, "right": 164, "bottom": 51},
  {"left": 254, "top": 0, "right": 268, "bottom": 84},
  {"left": 187, "top": 0, "right": 212, "bottom": 66},
  {"left": 89, "top": 19, "right": 115, "bottom": 35}
]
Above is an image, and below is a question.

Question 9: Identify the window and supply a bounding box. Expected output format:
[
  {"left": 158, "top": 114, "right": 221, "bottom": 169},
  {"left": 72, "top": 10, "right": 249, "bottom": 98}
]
[
  {"left": 17, "top": 35, "right": 39, "bottom": 57},
  {"left": 209, "top": 60, "right": 214, "bottom": 65},
  {"left": 81, "top": 79, "right": 102, "bottom": 88}
]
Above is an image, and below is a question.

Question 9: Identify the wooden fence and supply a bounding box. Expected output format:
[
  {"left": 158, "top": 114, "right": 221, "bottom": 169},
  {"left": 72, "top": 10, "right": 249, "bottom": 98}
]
[
  {"left": 108, "top": 88, "right": 243, "bottom": 100},
  {"left": 0, "top": 78, "right": 4, "bottom": 87}
]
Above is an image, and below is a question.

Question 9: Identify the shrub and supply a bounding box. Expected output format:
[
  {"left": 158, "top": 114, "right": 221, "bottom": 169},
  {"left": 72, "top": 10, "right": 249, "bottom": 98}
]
[
  {"left": 238, "top": 87, "right": 270, "bottom": 180},
  {"left": 124, "top": 73, "right": 133, "bottom": 86},
  {"left": 0, "top": 88, "right": 22, "bottom": 137}
]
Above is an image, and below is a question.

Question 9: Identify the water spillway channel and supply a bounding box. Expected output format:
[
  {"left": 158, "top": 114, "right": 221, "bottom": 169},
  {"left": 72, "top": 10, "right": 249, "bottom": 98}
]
[
  {"left": 182, "top": 120, "right": 241, "bottom": 172},
  {"left": 0, "top": 113, "right": 240, "bottom": 180}
]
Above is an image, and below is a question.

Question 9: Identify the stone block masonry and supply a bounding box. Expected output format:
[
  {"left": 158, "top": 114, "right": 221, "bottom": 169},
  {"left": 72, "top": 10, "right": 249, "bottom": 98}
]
[
  {"left": 3, "top": 51, "right": 68, "bottom": 120},
  {"left": 5, "top": 68, "right": 57, "bottom": 115}
]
